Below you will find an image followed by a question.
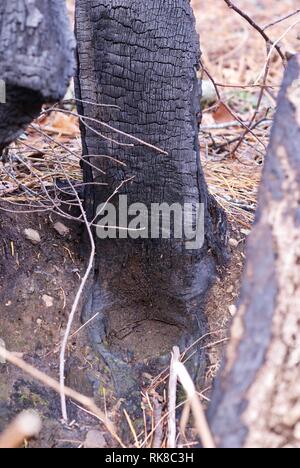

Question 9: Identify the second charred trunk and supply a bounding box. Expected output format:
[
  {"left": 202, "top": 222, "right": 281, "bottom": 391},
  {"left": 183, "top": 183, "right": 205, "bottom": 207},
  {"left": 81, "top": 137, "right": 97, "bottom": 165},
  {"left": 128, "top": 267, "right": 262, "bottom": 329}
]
[
  {"left": 0, "top": 0, "right": 75, "bottom": 153},
  {"left": 208, "top": 54, "right": 300, "bottom": 449}
]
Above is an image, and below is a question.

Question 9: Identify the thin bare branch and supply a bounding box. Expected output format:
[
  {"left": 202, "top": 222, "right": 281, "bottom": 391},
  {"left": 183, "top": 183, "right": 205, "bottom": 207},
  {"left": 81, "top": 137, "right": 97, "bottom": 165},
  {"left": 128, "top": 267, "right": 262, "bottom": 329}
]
[
  {"left": 263, "top": 8, "right": 300, "bottom": 31},
  {"left": 223, "top": 0, "right": 285, "bottom": 62}
]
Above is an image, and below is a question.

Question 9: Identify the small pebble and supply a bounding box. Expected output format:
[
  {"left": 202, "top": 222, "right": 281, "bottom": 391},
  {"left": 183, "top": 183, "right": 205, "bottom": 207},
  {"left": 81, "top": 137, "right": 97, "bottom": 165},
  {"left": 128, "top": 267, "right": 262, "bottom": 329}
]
[
  {"left": 229, "top": 238, "right": 239, "bottom": 248},
  {"left": 228, "top": 305, "right": 237, "bottom": 317},
  {"left": 53, "top": 222, "right": 70, "bottom": 237},
  {"left": 42, "top": 294, "right": 54, "bottom": 308},
  {"left": 0, "top": 338, "right": 6, "bottom": 363},
  {"left": 201, "top": 80, "right": 218, "bottom": 106},
  {"left": 24, "top": 228, "right": 41, "bottom": 245},
  {"left": 84, "top": 430, "right": 106, "bottom": 449}
]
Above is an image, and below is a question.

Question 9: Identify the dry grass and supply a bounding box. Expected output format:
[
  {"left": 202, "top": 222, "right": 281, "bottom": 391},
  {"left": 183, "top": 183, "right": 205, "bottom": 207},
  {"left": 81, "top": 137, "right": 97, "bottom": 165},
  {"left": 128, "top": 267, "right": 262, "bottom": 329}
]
[
  {"left": 194, "top": 0, "right": 300, "bottom": 226},
  {"left": 0, "top": 113, "right": 81, "bottom": 204}
]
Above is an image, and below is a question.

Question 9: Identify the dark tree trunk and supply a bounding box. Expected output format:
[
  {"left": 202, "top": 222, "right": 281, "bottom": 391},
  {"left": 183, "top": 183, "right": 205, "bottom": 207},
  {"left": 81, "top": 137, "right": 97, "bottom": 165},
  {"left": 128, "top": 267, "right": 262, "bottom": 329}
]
[
  {"left": 208, "top": 54, "right": 300, "bottom": 448},
  {"left": 0, "top": 0, "right": 75, "bottom": 153},
  {"left": 75, "top": 0, "right": 227, "bottom": 403}
]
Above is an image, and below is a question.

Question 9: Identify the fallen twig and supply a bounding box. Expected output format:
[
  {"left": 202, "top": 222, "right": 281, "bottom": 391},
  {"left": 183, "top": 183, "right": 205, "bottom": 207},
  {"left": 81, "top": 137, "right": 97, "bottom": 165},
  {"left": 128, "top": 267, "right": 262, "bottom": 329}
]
[
  {"left": 124, "top": 409, "right": 141, "bottom": 448},
  {"left": 175, "top": 361, "right": 216, "bottom": 449},
  {"left": 179, "top": 401, "right": 191, "bottom": 447},
  {"left": 152, "top": 398, "right": 164, "bottom": 449}
]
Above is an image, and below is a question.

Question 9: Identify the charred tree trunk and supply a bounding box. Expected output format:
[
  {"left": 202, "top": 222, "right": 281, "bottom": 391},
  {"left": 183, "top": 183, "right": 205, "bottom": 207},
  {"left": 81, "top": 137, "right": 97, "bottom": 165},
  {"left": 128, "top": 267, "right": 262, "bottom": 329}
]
[
  {"left": 208, "top": 54, "right": 300, "bottom": 448},
  {"left": 0, "top": 0, "right": 75, "bottom": 153},
  {"left": 75, "top": 0, "right": 227, "bottom": 403}
]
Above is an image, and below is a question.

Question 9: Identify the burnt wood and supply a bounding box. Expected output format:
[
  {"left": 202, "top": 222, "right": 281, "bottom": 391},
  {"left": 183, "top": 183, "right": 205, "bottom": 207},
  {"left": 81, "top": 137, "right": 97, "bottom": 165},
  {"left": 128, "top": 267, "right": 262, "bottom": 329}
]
[
  {"left": 208, "top": 54, "right": 300, "bottom": 449},
  {"left": 0, "top": 0, "right": 75, "bottom": 152},
  {"left": 75, "top": 0, "right": 228, "bottom": 401}
]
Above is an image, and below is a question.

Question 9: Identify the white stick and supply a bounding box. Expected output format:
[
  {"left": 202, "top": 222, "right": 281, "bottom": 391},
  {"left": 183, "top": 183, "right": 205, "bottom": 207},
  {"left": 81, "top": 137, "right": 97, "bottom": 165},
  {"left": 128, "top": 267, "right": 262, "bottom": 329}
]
[
  {"left": 174, "top": 361, "right": 216, "bottom": 449},
  {"left": 59, "top": 189, "right": 95, "bottom": 422},
  {"left": 167, "top": 346, "right": 181, "bottom": 448}
]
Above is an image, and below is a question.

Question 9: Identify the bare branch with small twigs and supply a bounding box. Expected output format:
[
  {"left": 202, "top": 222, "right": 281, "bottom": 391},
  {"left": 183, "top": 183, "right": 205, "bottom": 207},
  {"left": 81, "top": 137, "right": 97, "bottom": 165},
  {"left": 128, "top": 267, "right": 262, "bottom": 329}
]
[{"left": 223, "top": 0, "right": 286, "bottom": 62}]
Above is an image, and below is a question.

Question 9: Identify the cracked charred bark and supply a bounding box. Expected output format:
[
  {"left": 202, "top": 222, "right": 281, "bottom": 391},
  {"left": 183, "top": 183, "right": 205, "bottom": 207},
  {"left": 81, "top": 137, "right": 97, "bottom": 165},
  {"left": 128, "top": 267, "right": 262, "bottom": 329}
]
[
  {"left": 0, "top": 0, "right": 75, "bottom": 153},
  {"left": 208, "top": 54, "right": 300, "bottom": 449},
  {"left": 75, "top": 0, "right": 227, "bottom": 401}
]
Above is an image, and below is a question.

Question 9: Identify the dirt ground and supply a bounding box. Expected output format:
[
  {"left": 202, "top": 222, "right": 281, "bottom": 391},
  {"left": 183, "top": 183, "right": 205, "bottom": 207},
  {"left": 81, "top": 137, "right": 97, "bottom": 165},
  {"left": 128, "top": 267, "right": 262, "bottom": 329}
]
[
  {"left": 0, "top": 0, "right": 299, "bottom": 449},
  {"left": 0, "top": 208, "right": 94, "bottom": 447},
  {"left": 0, "top": 205, "right": 244, "bottom": 447}
]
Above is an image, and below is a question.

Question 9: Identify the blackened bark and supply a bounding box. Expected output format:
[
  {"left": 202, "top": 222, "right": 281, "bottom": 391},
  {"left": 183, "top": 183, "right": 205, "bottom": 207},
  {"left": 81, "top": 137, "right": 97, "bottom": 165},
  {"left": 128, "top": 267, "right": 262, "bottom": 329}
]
[
  {"left": 208, "top": 54, "right": 300, "bottom": 448},
  {"left": 0, "top": 0, "right": 75, "bottom": 152},
  {"left": 75, "top": 0, "right": 227, "bottom": 400}
]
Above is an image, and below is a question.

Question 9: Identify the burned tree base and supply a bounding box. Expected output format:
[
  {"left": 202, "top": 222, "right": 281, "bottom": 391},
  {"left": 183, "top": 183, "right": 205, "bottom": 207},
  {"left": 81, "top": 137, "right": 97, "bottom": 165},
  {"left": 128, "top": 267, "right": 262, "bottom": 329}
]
[
  {"left": 75, "top": 0, "right": 228, "bottom": 416},
  {"left": 82, "top": 237, "right": 223, "bottom": 414}
]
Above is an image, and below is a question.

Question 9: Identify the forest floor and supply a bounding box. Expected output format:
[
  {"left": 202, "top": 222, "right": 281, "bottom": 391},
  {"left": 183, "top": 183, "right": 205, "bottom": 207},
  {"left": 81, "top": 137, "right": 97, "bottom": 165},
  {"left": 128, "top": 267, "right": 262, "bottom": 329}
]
[{"left": 0, "top": 0, "right": 299, "bottom": 448}]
